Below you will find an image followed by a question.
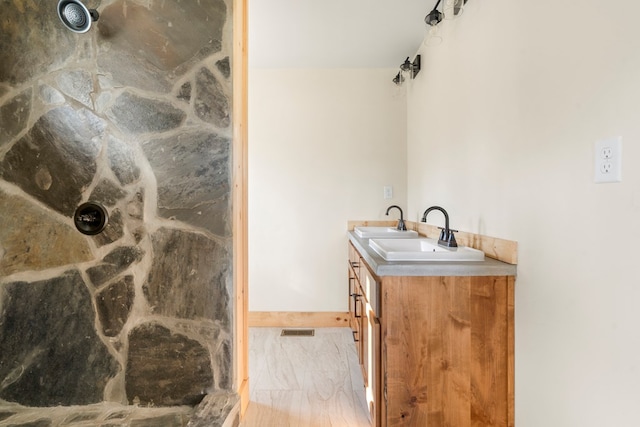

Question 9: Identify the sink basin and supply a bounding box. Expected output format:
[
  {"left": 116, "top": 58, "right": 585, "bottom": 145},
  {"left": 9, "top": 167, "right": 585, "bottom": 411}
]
[
  {"left": 354, "top": 226, "right": 418, "bottom": 239},
  {"left": 369, "top": 238, "right": 485, "bottom": 262}
]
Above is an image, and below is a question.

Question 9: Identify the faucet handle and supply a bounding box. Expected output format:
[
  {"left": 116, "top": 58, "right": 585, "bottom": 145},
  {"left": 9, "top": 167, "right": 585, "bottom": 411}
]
[
  {"left": 437, "top": 227, "right": 459, "bottom": 247},
  {"left": 447, "top": 230, "right": 458, "bottom": 248}
]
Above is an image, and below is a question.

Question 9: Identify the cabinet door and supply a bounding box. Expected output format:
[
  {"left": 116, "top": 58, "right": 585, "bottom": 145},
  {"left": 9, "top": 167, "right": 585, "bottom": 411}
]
[
  {"left": 381, "top": 275, "right": 514, "bottom": 427},
  {"left": 359, "top": 295, "right": 368, "bottom": 379},
  {"left": 364, "top": 307, "right": 380, "bottom": 427}
]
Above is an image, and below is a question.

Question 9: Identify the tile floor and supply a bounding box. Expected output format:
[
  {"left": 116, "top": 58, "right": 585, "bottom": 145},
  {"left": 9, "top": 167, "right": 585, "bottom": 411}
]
[{"left": 240, "top": 327, "right": 371, "bottom": 427}]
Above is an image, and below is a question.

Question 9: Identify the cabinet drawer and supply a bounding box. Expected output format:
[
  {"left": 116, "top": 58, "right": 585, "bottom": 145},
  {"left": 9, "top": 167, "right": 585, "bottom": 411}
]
[
  {"left": 348, "top": 242, "right": 361, "bottom": 278},
  {"left": 359, "top": 264, "right": 379, "bottom": 316},
  {"left": 348, "top": 271, "right": 360, "bottom": 330}
]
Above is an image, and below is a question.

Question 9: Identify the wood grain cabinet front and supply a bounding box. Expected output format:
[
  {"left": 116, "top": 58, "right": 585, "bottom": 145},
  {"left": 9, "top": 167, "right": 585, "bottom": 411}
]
[
  {"left": 348, "top": 242, "right": 381, "bottom": 426},
  {"left": 348, "top": 266, "right": 359, "bottom": 334},
  {"left": 347, "top": 241, "right": 515, "bottom": 427}
]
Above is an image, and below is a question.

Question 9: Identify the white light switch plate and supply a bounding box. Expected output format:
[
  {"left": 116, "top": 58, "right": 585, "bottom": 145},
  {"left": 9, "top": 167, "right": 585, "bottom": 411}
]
[{"left": 594, "top": 137, "right": 622, "bottom": 183}]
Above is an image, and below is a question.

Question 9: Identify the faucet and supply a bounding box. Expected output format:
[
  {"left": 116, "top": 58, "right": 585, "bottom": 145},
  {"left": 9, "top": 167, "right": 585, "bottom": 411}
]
[
  {"left": 421, "top": 206, "right": 458, "bottom": 247},
  {"left": 385, "top": 205, "right": 407, "bottom": 231}
]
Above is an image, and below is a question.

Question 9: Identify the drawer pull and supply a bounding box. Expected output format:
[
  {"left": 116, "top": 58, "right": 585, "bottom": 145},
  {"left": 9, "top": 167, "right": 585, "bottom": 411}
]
[
  {"left": 352, "top": 330, "right": 359, "bottom": 342},
  {"left": 353, "top": 293, "right": 362, "bottom": 318}
]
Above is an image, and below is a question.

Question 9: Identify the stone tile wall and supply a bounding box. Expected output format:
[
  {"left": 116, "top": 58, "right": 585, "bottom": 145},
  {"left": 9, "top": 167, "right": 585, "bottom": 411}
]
[{"left": 0, "top": 1, "right": 236, "bottom": 425}]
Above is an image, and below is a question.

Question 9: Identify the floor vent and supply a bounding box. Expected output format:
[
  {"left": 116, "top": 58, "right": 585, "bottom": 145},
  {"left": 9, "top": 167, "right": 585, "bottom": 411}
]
[{"left": 280, "top": 329, "right": 315, "bottom": 337}]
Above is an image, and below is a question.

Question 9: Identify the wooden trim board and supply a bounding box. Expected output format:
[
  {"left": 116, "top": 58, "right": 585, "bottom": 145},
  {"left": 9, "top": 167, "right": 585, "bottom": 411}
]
[
  {"left": 232, "top": 0, "right": 249, "bottom": 416},
  {"left": 507, "top": 275, "right": 516, "bottom": 427},
  {"left": 347, "top": 220, "right": 397, "bottom": 231},
  {"left": 249, "top": 312, "right": 350, "bottom": 328}
]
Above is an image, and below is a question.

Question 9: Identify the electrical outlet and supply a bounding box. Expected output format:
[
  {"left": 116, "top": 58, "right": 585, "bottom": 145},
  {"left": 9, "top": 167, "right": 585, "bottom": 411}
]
[
  {"left": 383, "top": 186, "right": 393, "bottom": 199},
  {"left": 595, "top": 137, "right": 622, "bottom": 183}
]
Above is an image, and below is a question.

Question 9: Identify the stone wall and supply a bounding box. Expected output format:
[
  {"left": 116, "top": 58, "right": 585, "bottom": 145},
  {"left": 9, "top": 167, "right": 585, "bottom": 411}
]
[{"left": 0, "top": 0, "right": 236, "bottom": 425}]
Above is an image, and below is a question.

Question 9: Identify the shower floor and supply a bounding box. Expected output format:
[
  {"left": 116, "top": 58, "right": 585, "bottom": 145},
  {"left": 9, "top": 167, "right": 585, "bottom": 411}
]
[{"left": 0, "top": 402, "right": 195, "bottom": 426}]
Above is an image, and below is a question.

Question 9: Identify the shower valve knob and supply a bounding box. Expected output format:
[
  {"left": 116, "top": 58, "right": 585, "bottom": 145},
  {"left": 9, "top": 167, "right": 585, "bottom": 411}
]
[{"left": 74, "top": 202, "right": 108, "bottom": 235}]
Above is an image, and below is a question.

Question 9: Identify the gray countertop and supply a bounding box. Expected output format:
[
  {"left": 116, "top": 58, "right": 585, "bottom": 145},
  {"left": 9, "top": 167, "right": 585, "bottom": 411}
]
[{"left": 348, "top": 232, "right": 517, "bottom": 277}]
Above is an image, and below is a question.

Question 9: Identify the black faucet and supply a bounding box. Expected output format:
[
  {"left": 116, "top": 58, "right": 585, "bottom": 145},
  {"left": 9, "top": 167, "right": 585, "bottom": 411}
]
[
  {"left": 421, "top": 206, "right": 458, "bottom": 247},
  {"left": 385, "top": 205, "right": 407, "bottom": 231}
]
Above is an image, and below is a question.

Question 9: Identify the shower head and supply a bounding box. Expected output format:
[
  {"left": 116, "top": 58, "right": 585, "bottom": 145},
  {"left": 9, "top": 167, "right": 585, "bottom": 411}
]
[{"left": 57, "top": 0, "right": 99, "bottom": 33}]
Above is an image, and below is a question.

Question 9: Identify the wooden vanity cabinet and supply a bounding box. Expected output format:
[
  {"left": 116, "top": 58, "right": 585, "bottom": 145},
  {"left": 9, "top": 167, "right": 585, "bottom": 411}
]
[
  {"left": 348, "top": 241, "right": 515, "bottom": 427},
  {"left": 348, "top": 243, "right": 381, "bottom": 426}
]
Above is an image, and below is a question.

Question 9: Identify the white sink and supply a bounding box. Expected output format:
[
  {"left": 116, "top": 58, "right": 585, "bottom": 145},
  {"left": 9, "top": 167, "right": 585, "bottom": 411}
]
[
  {"left": 354, "top": 226, "right": 418, "bottom": 239},
  {"left": 369, "top": 238, "right": 485, "bottom": 262}
]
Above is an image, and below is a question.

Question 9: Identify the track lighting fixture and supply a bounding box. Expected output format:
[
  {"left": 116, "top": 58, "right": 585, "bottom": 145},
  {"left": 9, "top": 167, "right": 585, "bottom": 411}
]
[
  {"left": 392, "top": 0, "right": 472, "bottom": 84},
  {"left": 423, "top": 0, "right": 446, "bottom": 47},
  {"left": 392, "top": 55, "right": 421, "bottom": 86},
  {"left": 400, "top": 55, "right": 421, "bottom": 79},
  {"left": 425, "top": 0, "right": 444, "bottom": 26},
  {"left": 392, "top": 72, "right": 404, "bottom": 86},
  {"left": 444, "top": 0, "right": 468, "bottom": 18}
]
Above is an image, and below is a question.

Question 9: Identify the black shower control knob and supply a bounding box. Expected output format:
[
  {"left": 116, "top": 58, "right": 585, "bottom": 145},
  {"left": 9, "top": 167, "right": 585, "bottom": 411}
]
[{"left": 74, "top": 202, "right": 108, "bottom": 235}]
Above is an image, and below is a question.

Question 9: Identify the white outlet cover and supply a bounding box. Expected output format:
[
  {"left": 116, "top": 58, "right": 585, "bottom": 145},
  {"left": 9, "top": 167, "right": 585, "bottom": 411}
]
[
  {"left": 383, "top": 186, "right": 393, "bottom": 199},
  {"left": 594, "top": 137, "right": 622, "bottom": 183}
]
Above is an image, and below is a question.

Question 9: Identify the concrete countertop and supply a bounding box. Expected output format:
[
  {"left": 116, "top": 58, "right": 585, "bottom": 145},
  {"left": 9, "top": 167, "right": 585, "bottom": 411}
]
[{"left": 348, "top": 232, "right": 517, "bottom": 277}]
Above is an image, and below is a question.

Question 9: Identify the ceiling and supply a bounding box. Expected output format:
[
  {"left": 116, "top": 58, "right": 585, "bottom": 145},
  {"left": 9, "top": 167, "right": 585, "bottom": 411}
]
[{"left": 248, "top": 0, "right": 431, "bottom": 69}]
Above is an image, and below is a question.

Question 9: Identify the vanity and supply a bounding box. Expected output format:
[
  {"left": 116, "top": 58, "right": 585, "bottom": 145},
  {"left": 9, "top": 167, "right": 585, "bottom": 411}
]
[{"left": 347, "top": 221, "right": 517, "bottom": 427}]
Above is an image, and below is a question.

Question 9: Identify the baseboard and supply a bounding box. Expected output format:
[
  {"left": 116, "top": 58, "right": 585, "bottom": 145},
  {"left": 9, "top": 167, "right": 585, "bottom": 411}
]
[{"left": 248, "top": 311, "right": 350, "bottom": 328}]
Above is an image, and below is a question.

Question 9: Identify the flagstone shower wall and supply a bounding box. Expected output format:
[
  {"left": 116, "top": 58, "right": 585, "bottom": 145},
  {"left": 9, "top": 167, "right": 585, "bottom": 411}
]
[{"left": 0, "top": 0, "right": 235, "bottom": 423}]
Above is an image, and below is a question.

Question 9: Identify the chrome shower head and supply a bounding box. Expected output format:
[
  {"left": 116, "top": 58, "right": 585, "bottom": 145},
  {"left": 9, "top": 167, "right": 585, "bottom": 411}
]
[{"left": 57, "top": 0, "right": 99, "bottom": 33}]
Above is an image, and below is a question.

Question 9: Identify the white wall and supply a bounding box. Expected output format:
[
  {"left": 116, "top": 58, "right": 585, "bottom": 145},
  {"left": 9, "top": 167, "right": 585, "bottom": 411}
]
[
  {"left": 249, "top": 2, "right": 640, "bottom": 424},
  {"left": 407, "top": 1, "right": 640, "bottom": 425},
  {"left": 248, "top": 69, "right": 406, "bottom": 312}
]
